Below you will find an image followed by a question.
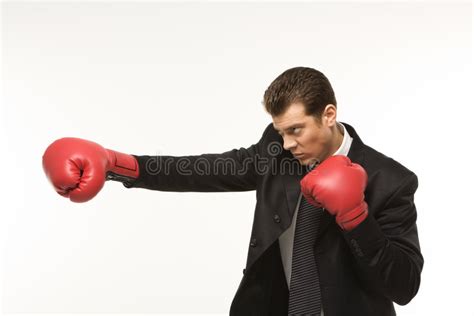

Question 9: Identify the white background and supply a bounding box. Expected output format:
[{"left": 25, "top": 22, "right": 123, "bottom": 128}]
[{"left": 1, "top": 1, "right": 472, "bottom": 315}]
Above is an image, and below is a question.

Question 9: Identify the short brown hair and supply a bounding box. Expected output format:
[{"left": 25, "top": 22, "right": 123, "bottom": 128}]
[{"left": 263, "top": 67, "right": 337, "bottom": 121}]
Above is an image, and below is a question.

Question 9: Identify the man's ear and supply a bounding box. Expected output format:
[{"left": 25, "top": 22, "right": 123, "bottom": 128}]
[{"left": 322, "top": 104, "right": 337, "bottom": 127}]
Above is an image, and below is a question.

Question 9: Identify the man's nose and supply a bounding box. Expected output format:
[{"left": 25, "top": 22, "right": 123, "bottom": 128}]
[{"left": 283, "top": 137, "right": 297, "bottom": 151}]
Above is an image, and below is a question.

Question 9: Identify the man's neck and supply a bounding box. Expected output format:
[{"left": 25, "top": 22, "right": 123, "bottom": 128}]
[{"left": 329, "top": 122, "right": 344, "bottom": 156}]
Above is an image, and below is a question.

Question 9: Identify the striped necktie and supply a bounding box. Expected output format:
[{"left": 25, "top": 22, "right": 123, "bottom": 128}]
[{"left": 287, "top": 193, "right": 324, "bottom": 315}]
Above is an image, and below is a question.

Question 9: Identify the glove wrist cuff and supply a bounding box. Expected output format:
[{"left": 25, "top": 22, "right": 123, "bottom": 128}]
[
  {"left": 336, "top": 201, "right": 368, "bottom": 231},
  {"left": 105, "top": 149, "right": 139, "bottom": 182}
]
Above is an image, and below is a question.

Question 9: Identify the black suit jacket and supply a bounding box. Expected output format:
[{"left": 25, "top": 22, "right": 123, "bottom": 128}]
[{"left": 125, "top": 122, "right": 423, "bottom": 316}]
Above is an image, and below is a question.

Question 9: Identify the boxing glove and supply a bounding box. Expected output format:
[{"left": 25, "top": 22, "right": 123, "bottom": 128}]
[
  {"left": 300, "top": 155, "right": 368, "bottom": 231},
  {"left": 42, "top": 137, "right": 139, "bottom": 203}
]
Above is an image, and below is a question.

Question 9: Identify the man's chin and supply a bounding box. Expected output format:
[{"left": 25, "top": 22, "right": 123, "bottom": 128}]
[{"left": 298, "top": 157, "right": 319, "bottom": 167}]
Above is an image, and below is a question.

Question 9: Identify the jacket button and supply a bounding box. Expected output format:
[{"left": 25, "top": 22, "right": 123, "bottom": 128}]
[
  {"left": 273, "top": 214, "right": 281, "bottom": 223},
  {"left": 250, "top": 238, "right": 257, "bottom": 247},
  {"left": 350, "top": 239, "right": 364, "bottom": 257},
  {"left": 242, "top": 268, "right": 246, "bottom": 275}
]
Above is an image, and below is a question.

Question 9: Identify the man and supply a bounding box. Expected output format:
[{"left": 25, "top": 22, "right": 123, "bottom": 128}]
[{"left": 43, "top": 67, "right": 423, "bottom": 315}]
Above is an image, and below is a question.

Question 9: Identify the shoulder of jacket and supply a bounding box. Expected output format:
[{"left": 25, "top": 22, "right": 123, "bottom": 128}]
[
  {"left": 259, "top": 123, "right": 281, "bottom": 144},
  {"left": 361, "top": 143, "right": 417, "bottom": 183}
]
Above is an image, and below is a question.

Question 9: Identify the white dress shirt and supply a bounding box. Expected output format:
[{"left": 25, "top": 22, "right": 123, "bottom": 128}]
[{"left": 278, "top": 122, "right": 353, "bottom": 315}]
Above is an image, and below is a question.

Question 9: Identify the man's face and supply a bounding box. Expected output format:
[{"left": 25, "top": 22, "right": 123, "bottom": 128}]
[{"left": 272, "top": 102, "right": 338, "bottom": 166}]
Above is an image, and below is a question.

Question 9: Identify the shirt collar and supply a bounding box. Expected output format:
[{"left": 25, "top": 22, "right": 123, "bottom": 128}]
[{"left": 332, "top": 121, "right": 353, "bottom": 157}]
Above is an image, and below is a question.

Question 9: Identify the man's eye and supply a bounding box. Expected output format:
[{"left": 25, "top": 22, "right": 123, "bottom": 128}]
[{"left": 278, "top": 127, "right": 300, "bottom": 136}]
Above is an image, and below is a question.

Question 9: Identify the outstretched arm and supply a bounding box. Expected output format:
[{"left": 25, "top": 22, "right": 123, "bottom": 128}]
[{"left": 121, "top": 125, "right": 273, "bottom": 192}]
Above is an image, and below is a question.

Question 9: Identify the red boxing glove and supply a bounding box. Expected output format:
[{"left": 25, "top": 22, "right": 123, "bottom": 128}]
[
  {"left": 42, "top": 137, "right": 139, "bottom": 203},
  {"left": 300, "top": 155, "right": 368, "bottom": 231}
]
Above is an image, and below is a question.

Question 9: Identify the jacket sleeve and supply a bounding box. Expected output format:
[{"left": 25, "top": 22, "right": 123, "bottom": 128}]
[
  {"left": 122, "top": 124, "right": 272, "bottom": 192},
  {"left": 342, "top": 172, "right": 423, "bottom": 305}
]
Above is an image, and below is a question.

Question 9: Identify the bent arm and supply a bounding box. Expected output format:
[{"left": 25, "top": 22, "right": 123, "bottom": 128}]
[{"left": 343, "top": 173, "right": 423, "bottom": 305}]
